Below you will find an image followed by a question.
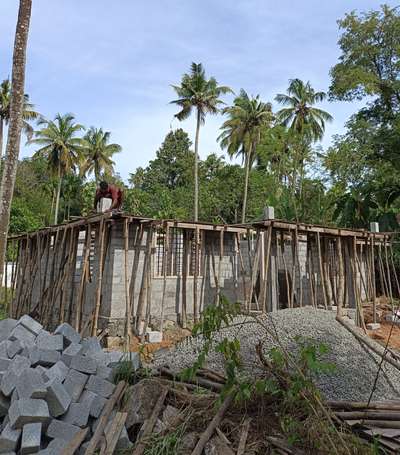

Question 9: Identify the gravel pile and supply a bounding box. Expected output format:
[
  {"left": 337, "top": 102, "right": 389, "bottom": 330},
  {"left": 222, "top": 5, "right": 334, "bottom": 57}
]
[
  {"left": 0, "top": 315, "right": 139, "bottom": 454},
  {"left": 154, "top": 307, "right": 400, "bottom": 402}
]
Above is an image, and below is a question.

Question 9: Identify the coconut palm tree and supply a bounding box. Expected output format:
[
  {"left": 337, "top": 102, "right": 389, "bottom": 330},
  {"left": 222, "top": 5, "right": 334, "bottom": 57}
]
[
  {"left": 0, "top": 78, "right": 40, "bottom": 158},
  {"left": 80, "top": 127, "right": 121, "bottom": 182},
  {"left": 219, "top": 90, "right": 273, "bottom": 223},
  {"left": 30, "top": 113, "right": 84, "bottom": 224},
  {"left": 0, "top": 0, "right": 33, "bottom": 288},
  {"left": 171, "top": 62, "right": 232, "bottom": 221},
  {"left": 275, "top": 78, "right": 333, "bottom": 142}
]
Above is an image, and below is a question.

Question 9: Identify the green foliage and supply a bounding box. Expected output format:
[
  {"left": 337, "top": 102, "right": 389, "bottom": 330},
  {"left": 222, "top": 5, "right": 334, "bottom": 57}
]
[{"left": 143, "top": 424, "right": 186, "bottom": 455}]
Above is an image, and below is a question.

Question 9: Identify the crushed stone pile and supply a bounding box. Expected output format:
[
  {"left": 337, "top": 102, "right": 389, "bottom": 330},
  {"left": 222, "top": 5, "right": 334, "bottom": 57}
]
[
  {"left": 154, "top": 307, "right": 400, "bottom": 402},
  {"left": 0, "top": 315, "right": 139, "bottom": 454}
]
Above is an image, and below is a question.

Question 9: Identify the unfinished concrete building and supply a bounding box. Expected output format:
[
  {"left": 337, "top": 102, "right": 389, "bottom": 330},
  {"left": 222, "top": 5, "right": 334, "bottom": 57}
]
[{"left": 5, "top": 213, "right": 393, "bottom": 336}]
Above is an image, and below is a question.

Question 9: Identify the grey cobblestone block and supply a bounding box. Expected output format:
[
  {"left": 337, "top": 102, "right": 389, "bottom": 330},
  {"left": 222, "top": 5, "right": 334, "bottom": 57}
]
[
  {"left": 36, "top": 332, "right": 63, "bottom": 352},
  {"left": 46, "top": 380, "right": 71, "bottom": 417},
  {"left": 0, "top": 341, "right": 8, "bottom": 358},
  {"left": 0, "top": 358, "right": 11, "bottom": 373},
  {"left": 61, "top": 402, "right": 89, "bottom": 427},
  {"left": 85, "top": 374, "right": 115, "bottom": 398},
  {"left": 60, "top": 343, "right": 82, "bottom": 367},
  {"left": 70, "top": 355, "right": 96, "bottom": 374},
  {"left": 79, "top": 389, "right": 106, "bottom": 418},
  {"left": 0, "top": 423, "right": 21, "bottom": 453},
  {"left": 30, "top": 347, "right": 60, "bottom": 367},
  {"left": 8, "top": 398, "right": 50, "bottom": 429},
  {"left": 1, "top": 371, "right": 18, "bottom": 397},
  {"left": 38, "top": 438, "right": 67, "bottom": 455},
  {"left": 81, "top": 337, "right": 102, "bottom": 354},
  {"left": 8, "top": 326, "right": 35, "bottom": 347},
  {"left": 6, "top": 340, "right": 22, "bottom": 359},
  {"left": 63, "top": 369, "right": 88, "bottom": 402},
  {"left": 46, "top": 419, "right": 80, "bottom": 441},
  {"left": 54, "top": 323, "right": 81, "bottom": 346},
  {"left": 19, "top": 315, "right": 43, "bottom": 336},
  {"left": 96, "top": 365, "right": 114, "bottom": 382},
  {"left": 21, "top": 422, "right": 41, "bottom": 454},
  {"left": 44, "top": 361, "right": 68, "bottom": 382},
  {"left": 0, "top": 319, "right": 18, "bottom": 343},
  {"left": 0, "top": 391, "right": 9, "bottom": 417},
  {"left": 9, "top": 355, "right": 31, "bottom": 375},
  {"left": 16, "top": 368, "right": 47, "bottom": 400}
]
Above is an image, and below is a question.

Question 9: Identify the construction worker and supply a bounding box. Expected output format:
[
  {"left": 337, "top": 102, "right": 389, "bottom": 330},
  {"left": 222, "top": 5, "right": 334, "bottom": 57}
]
[{"left": 94, "top": 180, "right": 123, "bottom": 213}]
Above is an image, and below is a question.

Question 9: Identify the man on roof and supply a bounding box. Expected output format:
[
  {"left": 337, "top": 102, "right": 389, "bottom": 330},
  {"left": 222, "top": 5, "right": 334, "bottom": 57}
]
[{"left": 94, "top": 180, "right": 123, "bottom": 212}]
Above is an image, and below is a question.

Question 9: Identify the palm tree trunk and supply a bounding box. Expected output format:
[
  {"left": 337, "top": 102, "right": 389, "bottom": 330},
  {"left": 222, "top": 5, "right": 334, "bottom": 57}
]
[
  {"left": 0, "top": 118, "right": 3, "bottom": 159},
  {"left": 194, "top": 109, "right": 201, "bottom": 222},
  {"left": 54, "top": 164, "right": 62, "bottom": 224},
  {"left": 0, "top": 0, "right": 32, "bottom": 289},
  {"left": 241, "top": 144, "right": 252, "bottom": 224}
]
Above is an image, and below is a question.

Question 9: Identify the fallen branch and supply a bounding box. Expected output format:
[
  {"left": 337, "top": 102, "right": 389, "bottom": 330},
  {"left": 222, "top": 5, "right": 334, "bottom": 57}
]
[
  {"left": 237, "top": 417, "right": 251, "bottom": 455},
  {"left": 328, "top": 400, "right": 400, "bottom": 411},
  {"left": 132, "top": 387, "right": 169, "bottom": 455},
  {"left": 158, "top": 367, "right": 224, "bottom": 392},
  {"left": 191, "top": 392, "right": 235, "bottom": 455}
]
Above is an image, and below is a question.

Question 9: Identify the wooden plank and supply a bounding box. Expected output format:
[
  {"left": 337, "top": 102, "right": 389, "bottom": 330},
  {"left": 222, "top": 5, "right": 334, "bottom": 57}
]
[
  {"left": 61, "top": 427, "right": 89, "bottom": 455},
  {"left": 101, "top": 412, "right": 127, "bottom": 455}
]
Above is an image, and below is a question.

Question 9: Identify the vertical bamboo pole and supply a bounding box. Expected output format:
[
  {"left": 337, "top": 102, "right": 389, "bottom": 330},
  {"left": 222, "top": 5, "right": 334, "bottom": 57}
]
[
  {"left": 141, "top": 225, "right": 154, "bottom": 341},
  {"left": 216, "top": 229, "right": 224, "bottom": 304},
  {"left": 92, "top": 219, "right": 106, "bottom": 336},
  {"left": 247, "top": 231, "right": 261, "bottom": 311},
  {"left": 181, "top": 230, "right": 188, "bottom": 328},
  {"left": 123, "top": 219, "right": 133, "bottom": 348},
  {"left": 371, "top": 234, "right": 377, "bottom": 324},
  {"left": 316, "top": 232, "right": 328, "bottom": 309},
  {"left": 307, "top": 234, "right": 316, "bottom": 308},
  {"left": 235, "top": 233, "right": 248, "bottom": 309},
  {"left": 136, "top": 224, "right": 153, "bottom": 332},
  {"left": 160, "top": 224, "right": 169, "bottom": 335},
  {"left": 352, "top": 236, "right": 367, "bottom": 331},
  {"left": 389, "top": 241, "right": 400, "bottom": 298},
  {"left": 75, "top": 224, "right": 91, "bottom": 331},
  {"left": 384, "top": 237, "right": 393, "bottom": 304},
  {"left": 281, "top": 231, "right": 291, "bottom": 308},
  {"left": 337, "top": 237, "right": 344, "bottom": 318},
  {"left": 193, "top": 226, "right": 200, "bottom": 323},
  {"left": 294, "top": 229, "right": 303, "bottom": 307},
  {"left": 4, "top": 240, "right": 8, "bottom": 312},
  {"left": 260, "top": 225, "right": 273, "bottom": 313},
  {"left": 290, "top": 229, "right": 297, "bottom": 308}
]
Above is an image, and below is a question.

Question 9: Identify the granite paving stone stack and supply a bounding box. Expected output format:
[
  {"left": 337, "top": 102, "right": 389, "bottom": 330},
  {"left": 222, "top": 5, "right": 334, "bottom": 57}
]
[{"left": 0, "top": 316, "right": 139, "bottom": 454}]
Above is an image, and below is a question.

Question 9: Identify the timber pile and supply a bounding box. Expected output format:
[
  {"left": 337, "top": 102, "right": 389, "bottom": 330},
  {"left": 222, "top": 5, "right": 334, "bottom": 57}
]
[{"left": 330, "top": 400, "right": 400, "bottom": 453}]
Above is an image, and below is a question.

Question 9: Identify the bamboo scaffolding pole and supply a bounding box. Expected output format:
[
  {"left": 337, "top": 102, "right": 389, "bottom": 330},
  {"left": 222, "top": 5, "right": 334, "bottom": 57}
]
[
  {"left": 141, "top": 226, "right": 154, "bottom": 342},
  {"left": 316, "top": 232, "right": 328, "bottom": 309},
  {"left": 235, "top": 233, "right": 248, "bottom": 309},
  {"left": 247, "top": 231, "right": 261, "bottom": 311},
  {"left": 15, "top": 237, "right": 29, "bottom": 318},
  {"left": 216, "top": 229, "right": 224, "bottom": 304},
  {"left": 75, "top": 224, "right": 91, "bottom": 331},
  {"left": 58, "top": 228, "right": 75, "bottom": 324},
  {"left": 389, "top": 242, "right": 400, "bottom": 298},
  {"left": 129, "top": 224, "right": 144, "bottom": 326},
  {"left": 337, "top": 237, "right": 344, "bottom": 318},
  {"left": 323, "top": 238, "right": 334, "bottom": 307},
  {"left": 260, "top": 225, "right": 273, "bottom": 313},
  {"left": 371, "top": 235, "right": 377, "bottom": 323},
  {"left": 92, "top": 220, "right": 106, "bottom": 336},
  {"left": 280, "top": 231, "right": 291, "bottom": 309},
  {"left": 290, "top": 230, "right": 297, "bottom": 308},
  {"left": 4, "top": 242, "right": 9, "bottom": 311},
  {"left": 123, "top": 219, "right": 133, "bottom": 347},
  {"left": 294, "top": 229, "right": 303, "bottom": 307},
  {"left": 377, "top": 244, "right": 389, "bottom": 299},
  {"left": 159, "top": 224, "right": 169, "bottom": 335},
  {"left": 307, "top": 234, "right": 316, "bottom": 308},
  {"left": 351, "top": 237, "right": 367, "bottom": 332},
  {"left": 384, "top": 240, "right": 394, "bottom": 303},
  {"left": 193, "top": 226, "right": 200, "bottom": 323},
  {"left": 181, "top": 229, "right": 189, "bottom": 327}
]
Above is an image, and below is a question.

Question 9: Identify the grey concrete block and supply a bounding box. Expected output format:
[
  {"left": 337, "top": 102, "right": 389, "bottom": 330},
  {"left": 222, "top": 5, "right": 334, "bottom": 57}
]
[
  {"left": 6, "top": 340, "right": 22, "bottom": 359},
  {"left": 46, "top": 419, "right": 80, "bottom": 441},
  {"left": 10, "top": 355, "right": 31, "bottom": 375},
  {"left": 46, "top": 380, "right": 71, "bottom": 417},
  {"left": 0, "top": 423, "right": 21, "bottom": 453},
  {"left": 81, "top": 337, "right": 101, "bottom": 354},
  {"left": 61, "top": 343, "right": 82, "bottom": 367},
  {"left": 19, "top": 315, "right": 43, "bottom": 336},
  {"left": 89, "top": 350, "right": 108, "bottom": 368},
  {"left": 85, "top": 375, "right": 115, "bottom": 398},
  {"left": 54, "top": 323, "right": 81, "bottom": 346},
  {"left": 0, "top": 319, "right": 18, "bottom": 343},
  {"left": 29, "top": 347, "right": 60, "bottom": 367},
  {"left": 21, "top": 422, "right": 41, "bottom": 454},
  {"left": 0, "top": 358, "right": 11, "bottom": 373},
  {"left": 79, "top": 390, "right": 106, "bottom": 418},
  {"left": 8, "top": 325, "right": 35, "bottom": 348},
  {"left": 63, "top": 369, "right": 88, "bottom": 402},
  {"left": 70, "top": 355, "right": 96, "bottom": 374},
  {"left": 36, "top": 332, "right": 63, "bottom": 352},
  {"left": 0, "top": 341, "right": 8, "bottom": 358},
  {"left": 38, "top": 438, "right": 67, "bottom": 455},
  {"left": 44, "top": 361, "right": 68, "bottom": 382},
  {"left": 105, "top": 350, "right": 124, "bottom": 367},
  {"left": 0, "top": 391, "right": 9, "bottom": 417},
  {"left": 96, "top": 365, "right": 114, "bottom": 382},
  {"left": 8, "top": 399, "right": 50, "bottom": 429},
  {"left": 16, "top": 368, "right": 47, "bottom": 399},
  {"left": 61, "top": 402, "right": 89, "bottom": 427},
  {"left": 1, "top": 370, "right": 18, "bottom": 397}
]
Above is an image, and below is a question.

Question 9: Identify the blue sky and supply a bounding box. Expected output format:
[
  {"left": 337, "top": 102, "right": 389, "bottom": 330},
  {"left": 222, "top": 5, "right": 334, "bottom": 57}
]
[{"left": 0, "top": 0, "right": 394, "bottom": 181}]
